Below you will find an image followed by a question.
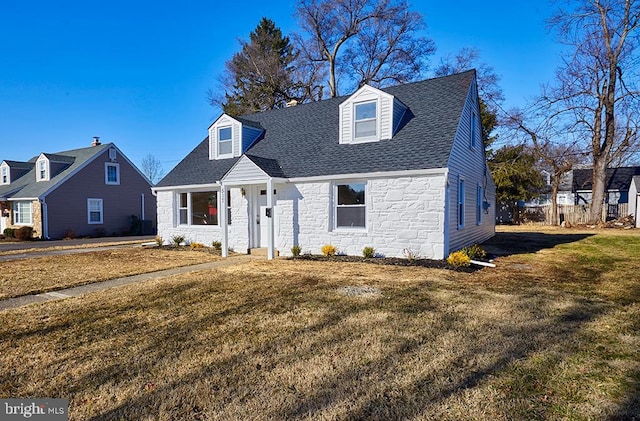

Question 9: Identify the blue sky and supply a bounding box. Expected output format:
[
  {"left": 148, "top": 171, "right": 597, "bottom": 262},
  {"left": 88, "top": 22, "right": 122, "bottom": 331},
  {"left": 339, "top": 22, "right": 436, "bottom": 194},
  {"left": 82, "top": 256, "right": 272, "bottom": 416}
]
[{"left": 0, "top": 1, "right": 560, "bottom": 174}]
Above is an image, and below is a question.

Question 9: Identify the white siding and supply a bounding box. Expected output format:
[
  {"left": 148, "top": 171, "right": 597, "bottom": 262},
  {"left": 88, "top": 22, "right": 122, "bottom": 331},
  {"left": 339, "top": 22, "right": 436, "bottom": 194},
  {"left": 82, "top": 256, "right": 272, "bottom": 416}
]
[
  {"left": 209, "top": 115, "right": 242, "bottom": 160},
  {"left": 338, "top": 85, "right": 395, "bottom": 144},
  {"left": 379, "top": 95, "right": 392, "bottom": 139},
  {"left": 275, "top": 174, "right": 447, "bottom": 259},
  {"left": 223, "top": 156, "right": 268, "bottom": 183},
  {"left": 446, "top": 80, "right": 496, "bottom": 253}
]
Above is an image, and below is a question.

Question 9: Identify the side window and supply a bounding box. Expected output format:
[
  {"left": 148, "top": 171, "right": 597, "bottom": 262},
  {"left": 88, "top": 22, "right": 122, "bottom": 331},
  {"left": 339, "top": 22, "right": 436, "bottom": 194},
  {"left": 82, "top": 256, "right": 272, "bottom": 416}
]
[
  {"left": 88, "top": 198, "right": 103, "bottom": 224},
  {"left": 354, "top": 101, "right": 377, "bottom": 140},
  {"left": 105, "top": 163, "right": 120, "bottom": 185},
  {"left": 458, "top": 178, "right": 465, "bottom": 229}
]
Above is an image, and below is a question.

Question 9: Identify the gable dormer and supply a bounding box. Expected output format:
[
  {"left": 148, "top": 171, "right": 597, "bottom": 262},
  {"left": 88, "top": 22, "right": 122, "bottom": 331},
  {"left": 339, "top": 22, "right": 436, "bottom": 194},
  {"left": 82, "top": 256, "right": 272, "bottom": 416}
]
[
  {"left": 0, "top": 162, "right": 9, "bottom": 185},
  {"left": 209, "top": 114, "right": 264, "bottom": 160},
  {"left": 338, "top": 84, "right": 407, "bottom": 144},
  {"left": 35, "top": 154, "right": 50, "bottom": 182}
]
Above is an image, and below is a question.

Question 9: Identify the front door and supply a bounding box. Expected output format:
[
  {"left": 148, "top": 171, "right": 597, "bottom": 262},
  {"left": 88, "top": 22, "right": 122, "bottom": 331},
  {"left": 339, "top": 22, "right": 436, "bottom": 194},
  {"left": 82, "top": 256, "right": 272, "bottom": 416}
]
[{"left": 250, "top": 187, "right": 268, "bottom": 248}]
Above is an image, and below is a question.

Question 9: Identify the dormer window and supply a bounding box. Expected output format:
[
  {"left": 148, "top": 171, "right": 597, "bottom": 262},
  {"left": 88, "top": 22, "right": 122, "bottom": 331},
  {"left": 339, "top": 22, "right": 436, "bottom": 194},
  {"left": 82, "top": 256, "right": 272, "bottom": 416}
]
[
  {"left": 354, "top": 101, "right": 377, "bottom": 140},
  {"left": 36, "top": 159, "right": 49, "bottom": 181},
  {"left": 218, "top": 127, "right": 233, "bottom": 156},
  {"left": 1, "top": 165, "right": 8, "bottom": 185}
]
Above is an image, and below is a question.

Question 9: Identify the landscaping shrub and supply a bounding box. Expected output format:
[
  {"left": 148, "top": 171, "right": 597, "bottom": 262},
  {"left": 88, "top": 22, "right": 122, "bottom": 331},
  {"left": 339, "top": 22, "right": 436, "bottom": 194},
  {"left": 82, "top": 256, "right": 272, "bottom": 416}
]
[
  {"left": 190, "top": 242, "right": 205, "bottom": 250},
  {"left": 64, "top": 230, "right": 76, "bottom": 240},
  {"left": 3, "top": 228, "right": 15, "bottom": 238},
  {"left": 171, "top": 235, "right": 185, "bottom": 246},
  {"left": 447, "top": 251, "right": 471, "bottom": 268},
  {"left": 212, "top": 241, "right": 222, "bottom": 251},
  {"left": 14, "top": 226, "right": 34, "bottom": 241},
  {"left": 291, "top": 245, "right": 302, "bottom": 257},
  {"left": 154, "top": 235, "right": 164, "bottom": 246},
  {"left": 402, "top": 248, "right": 420, "bottom": 262},
  {"left": 362, "top": 246, "right": 375, "bottom": 259},
  {"left": 321, "top": 244, "right": 336, "bottom": 257},
  {"left": 461, "top": 244, "right": 486, "bottom": 259}
]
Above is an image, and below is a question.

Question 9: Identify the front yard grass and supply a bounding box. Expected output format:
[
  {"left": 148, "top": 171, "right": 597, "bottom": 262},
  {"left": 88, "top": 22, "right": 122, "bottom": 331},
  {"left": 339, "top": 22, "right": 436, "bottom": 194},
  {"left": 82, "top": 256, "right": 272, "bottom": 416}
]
[
  {"left": 0, "top": 248, "right": 219, "bottom": 299},
  {"left": 0, "top": 228, "right": 638, "bottom": 420}
]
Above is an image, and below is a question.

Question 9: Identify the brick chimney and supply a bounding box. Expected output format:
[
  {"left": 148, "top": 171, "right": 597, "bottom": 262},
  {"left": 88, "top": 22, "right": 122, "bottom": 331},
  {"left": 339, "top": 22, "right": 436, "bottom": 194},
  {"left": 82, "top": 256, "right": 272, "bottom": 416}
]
[{"left": 92, "top": 136, "right": 101, "bottom": 146}]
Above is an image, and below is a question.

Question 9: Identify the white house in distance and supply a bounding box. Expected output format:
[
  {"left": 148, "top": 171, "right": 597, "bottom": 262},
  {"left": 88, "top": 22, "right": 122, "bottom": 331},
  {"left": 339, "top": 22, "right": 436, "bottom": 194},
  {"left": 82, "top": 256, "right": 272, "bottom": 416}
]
[{"left": 153, "top": 70, "right": 496, "bottom": 259}]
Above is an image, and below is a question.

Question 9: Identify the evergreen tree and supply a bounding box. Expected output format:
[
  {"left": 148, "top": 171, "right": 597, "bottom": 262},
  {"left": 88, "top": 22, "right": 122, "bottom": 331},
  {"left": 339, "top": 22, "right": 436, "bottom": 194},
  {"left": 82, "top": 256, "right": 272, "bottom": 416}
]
[{"left": 220, "top": 18, "right": 301, "bottom": 116}]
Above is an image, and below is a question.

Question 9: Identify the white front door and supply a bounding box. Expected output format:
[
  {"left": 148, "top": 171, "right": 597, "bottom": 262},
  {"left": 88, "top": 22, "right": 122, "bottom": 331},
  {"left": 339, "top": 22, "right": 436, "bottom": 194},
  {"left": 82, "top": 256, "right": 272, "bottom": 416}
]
[{"left": 250, "top": 187, "right": 268, "bottom": 248}]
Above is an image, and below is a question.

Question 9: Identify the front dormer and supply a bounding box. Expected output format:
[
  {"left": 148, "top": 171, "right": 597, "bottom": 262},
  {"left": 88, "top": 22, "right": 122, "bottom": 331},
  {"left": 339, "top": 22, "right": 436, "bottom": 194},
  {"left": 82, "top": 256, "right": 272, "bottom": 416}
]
[
  {"left": 0, "top": 162, "right": 9, "bottom": 185},
  {"left": 36, "top": 155, "right": 50, "bottom": 182},
  {"left": 339, "top": 84, "right": 407, "bottom": 144},
  {"left": 209, "top": 114, "right": 264, "bottom": 160}
]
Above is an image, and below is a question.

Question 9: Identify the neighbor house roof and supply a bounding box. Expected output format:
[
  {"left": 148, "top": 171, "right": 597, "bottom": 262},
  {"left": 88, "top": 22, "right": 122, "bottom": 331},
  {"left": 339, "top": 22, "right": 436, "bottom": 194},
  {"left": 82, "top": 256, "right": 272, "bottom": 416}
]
[
  {"left": 0, "top": 144, "right": 111, "bottom": 200},
  {"left": 573, "top": 167, "right": 640, "bottom": 192},
  {"left": 157, "top": 70, "right": 475, "bottom": 187}
]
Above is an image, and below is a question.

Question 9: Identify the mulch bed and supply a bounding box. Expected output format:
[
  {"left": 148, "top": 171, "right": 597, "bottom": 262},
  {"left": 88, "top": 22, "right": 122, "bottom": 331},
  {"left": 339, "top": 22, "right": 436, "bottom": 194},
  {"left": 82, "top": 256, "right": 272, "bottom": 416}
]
[{"left": 290, "top": 254, "right": 482, "bottom": 272}]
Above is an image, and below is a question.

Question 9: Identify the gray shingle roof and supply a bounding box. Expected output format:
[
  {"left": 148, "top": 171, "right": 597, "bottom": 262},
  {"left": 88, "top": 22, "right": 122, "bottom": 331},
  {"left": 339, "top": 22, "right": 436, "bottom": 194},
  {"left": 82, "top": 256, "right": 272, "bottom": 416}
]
[
  {"left": 157, "top": 70, "right": 474, "bottom": 187},
  {"left": 0, "top": 144, "right": 111, "bottom": 199},
  {"left": 573, "top": 167, "right": 640, "bottom": 192}
]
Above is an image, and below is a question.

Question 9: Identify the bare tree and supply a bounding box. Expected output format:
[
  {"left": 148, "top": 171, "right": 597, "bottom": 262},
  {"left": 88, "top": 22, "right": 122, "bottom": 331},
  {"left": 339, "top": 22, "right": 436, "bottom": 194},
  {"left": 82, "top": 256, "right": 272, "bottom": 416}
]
[
  {"left": 295, "top": 0, "right": 434, "bottom": 97},
  {"left": 547, "top": 0, "right": 640, "bottom": 223},
  {"left": 140, "top": 154, "right": 164, "bottom": 185}
]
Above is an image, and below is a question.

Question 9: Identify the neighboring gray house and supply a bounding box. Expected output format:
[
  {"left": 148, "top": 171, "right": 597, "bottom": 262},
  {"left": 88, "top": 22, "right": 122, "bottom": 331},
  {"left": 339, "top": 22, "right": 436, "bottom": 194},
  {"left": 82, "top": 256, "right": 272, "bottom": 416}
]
[
  {"left": 0, "top": 139, "right": 156, "bottom": 239},
  {"left": 153, "top": 70, "right": 496, "bottom": 259}
]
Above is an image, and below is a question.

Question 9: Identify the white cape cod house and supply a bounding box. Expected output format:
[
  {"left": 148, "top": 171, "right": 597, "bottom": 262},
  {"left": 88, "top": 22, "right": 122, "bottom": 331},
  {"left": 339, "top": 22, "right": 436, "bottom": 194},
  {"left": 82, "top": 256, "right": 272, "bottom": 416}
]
[{"left": 153, "top": 70, "right": 496, "bottom": 259}]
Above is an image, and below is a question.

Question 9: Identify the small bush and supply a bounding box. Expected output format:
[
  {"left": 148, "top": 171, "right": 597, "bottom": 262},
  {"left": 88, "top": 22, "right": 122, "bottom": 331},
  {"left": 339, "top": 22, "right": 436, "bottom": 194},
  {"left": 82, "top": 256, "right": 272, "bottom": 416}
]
[
  {"left": 212, "top": 241, "right": 222, "bottom": 251},
  {"left": 63, "top": 230, "right": 76, "bottom": 240},
  {"left": 154, "top": 235, "right": 163, "bottom": 246},
  {"left": 3, "top": 228, "right": 15, "bottom": 238},
  {"left": 171, "top": 235, "right": 185, "bottom": 246},
  {"left": 321, "top": 244, "right": 336, "bottom": 257},
  {"left": 291, "top": 245, "right": 302, "bottom": 257},
  {"left": 190, "top": 242, "right": 205, "bottom": 250},
  {"left": 461, "top": 244, "right": 487, "bottom": 259},
  {"left": 447, "top": 251, "right": 471, "bottom": 269},
  {"left": 362, "top": 246, "right": 375, "bottom": 259},
  {"left": 15, "top": 226, "right": 34, "bottom": 241}
]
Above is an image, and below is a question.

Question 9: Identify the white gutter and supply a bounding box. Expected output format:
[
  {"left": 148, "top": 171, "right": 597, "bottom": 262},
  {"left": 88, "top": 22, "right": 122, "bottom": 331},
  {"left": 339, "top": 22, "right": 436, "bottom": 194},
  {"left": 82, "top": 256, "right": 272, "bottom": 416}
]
[
  {"left": 152, "top": 182, "right": 221, "bottom": 193},
  {"left": 287, "top": 168, "right": 447, "bottom": 183}
]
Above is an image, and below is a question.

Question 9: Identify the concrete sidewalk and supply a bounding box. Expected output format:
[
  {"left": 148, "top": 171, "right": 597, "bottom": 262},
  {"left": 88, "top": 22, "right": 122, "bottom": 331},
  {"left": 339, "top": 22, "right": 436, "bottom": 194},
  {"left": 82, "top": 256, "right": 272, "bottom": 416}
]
[{"left": 0, "top": 254, "right": 255, "bottom": 312}]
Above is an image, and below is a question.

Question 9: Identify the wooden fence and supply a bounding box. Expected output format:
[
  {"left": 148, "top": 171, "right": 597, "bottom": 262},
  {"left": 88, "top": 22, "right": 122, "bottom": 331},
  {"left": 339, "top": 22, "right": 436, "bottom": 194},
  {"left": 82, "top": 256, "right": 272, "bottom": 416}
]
[{"left": 521, "top": 203, "right": 629, "bottom": 225}]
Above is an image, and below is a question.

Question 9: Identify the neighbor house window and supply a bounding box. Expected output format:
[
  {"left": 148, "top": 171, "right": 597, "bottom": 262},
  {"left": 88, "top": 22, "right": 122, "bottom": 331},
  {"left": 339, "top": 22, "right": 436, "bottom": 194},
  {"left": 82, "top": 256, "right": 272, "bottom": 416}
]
[
  {"left": 218, "top": 127, "right": 232, "bottom": 156},
  {"left": 476, "top": 184, "right": 483, "bottom": 225},
  {"left": 177, "top": 191, "right": 219, "bottom": 226},
  {"left": 14, "top": 201, "right": 32, "bottom": 225},
  {"left": 458, "top": 178, "right": 465, "bottom": 229},
  {"left": 87, "top": 198, "right": 103, "bottom": 224},
  {"left": 354, "top": 101, "right": 377, "bottom": 140},
  {"left": 1, "top": 166, "right": 8, "bottom": 184},
  {"left": 37, "top": 160, "right": 48, "bottom": 181},
  {"left": 335, "top": 182, "right": 366, "bottom": 228},
  {"left": 105, "top": 163, "right": 120, "bottom": 185}
]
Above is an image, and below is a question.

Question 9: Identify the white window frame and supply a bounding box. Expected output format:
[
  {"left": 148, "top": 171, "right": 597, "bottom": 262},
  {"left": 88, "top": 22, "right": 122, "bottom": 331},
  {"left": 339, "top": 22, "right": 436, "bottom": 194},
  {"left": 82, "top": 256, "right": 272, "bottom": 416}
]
[
  {"left": 176, "top": 191, "right": 220, "bottom": 226},
  {"left": 87, "top": 198, "right": 103, "bottom": 224},
  {"left": 334, "top": 182, "right": 367, "bottom": 231},
  {"left": 458, "top": 177, "right": 465, "bottom": 229},
  {"left": 476, "top": 183, "right": 483, "bottom": 225},
  {"left": 109, "top": 148, "right": 117, "bottom": 161},
  {"left": 0, "top": 165, "right": 8, "bottom": 185},
  {"left": 37, "top": 159, "right": 49, "bottom": 181},
  {"left": 13, "top": 201, "right": 32, "bottom": 225},
  {"left": 105, "top": 162, "right": 120, "bottom": 185},
  {"left": 352, "top": 100, "right": 378, "bottom": 143},
  {"left": 217, "top": 126, "right": 233, "bottom": 159}
]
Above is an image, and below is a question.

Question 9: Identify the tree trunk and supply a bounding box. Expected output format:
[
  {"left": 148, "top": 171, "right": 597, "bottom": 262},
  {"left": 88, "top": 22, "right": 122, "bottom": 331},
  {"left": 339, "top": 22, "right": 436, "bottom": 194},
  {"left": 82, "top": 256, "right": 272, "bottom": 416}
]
[
  {"left": 589, "top": 159, "right": 608, "bottom": 224},
  {"left": 550, "top": 177, "right": 560, "bottom": 226}
]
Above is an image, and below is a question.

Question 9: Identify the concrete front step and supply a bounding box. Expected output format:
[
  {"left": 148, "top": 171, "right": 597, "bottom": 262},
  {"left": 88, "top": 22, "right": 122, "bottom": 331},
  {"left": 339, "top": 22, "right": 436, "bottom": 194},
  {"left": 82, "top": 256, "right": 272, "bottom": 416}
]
[{"left": 248, "top": 248, "right": 279, "bottom": 257}]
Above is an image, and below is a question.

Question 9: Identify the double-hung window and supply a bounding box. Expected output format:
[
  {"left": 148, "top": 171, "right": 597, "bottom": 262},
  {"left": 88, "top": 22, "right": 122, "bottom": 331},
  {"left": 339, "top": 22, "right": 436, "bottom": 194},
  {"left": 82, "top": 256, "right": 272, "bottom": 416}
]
[
  {"left": 87, "top": 198, "right": 103, "bottom": 224},
  {"left": 354, "top": 101, "right": 377, "bottom": 140},
  {"left": 1, "top": 166, "right": 8, "bottom": 184},
  {"left": 458, "top": 178, "right": 465, "bottom": 229},
  {"left": 335, "top": 183, "right": 366, "bottom": 229},
  {"left": 105, "top": 163, "right": 120, "bottom": 185},
  {"left": 178, "top": 191, "right": 219, "bottom": 226},
  {"left": 38, "top": 160, "right": 47, "bottom": 181},
  {"left": 476, "top": 184, "right": 483, "bottom": 225},
  {"left": 218, "top": 127, "right": 232, "bottom": 157},
  {"left": 14, "top": 201, "right": 32, "bottom": 225}
]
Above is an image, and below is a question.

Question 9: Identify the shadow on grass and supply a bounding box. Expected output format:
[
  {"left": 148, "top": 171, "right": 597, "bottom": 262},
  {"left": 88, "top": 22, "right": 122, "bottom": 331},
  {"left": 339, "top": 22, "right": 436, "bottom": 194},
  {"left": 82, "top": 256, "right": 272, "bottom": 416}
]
[{"left": 481, "top": 231, "right": 594, "bottom": 256}]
